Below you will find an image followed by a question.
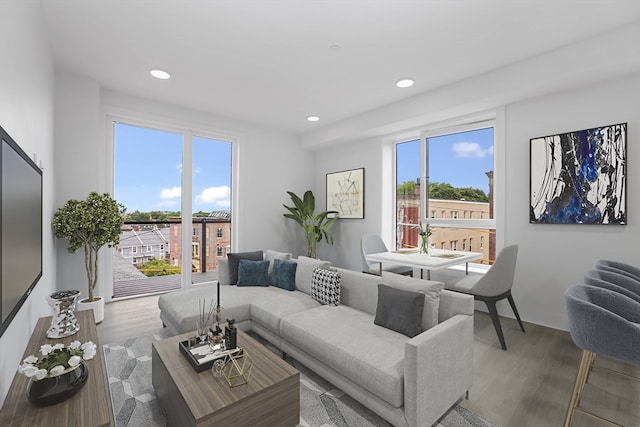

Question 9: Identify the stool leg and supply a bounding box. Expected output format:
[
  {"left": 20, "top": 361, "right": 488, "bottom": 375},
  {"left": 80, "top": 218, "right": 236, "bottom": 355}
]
[{"left": 564, "top": 349, "right": 593, "bottom": 427}]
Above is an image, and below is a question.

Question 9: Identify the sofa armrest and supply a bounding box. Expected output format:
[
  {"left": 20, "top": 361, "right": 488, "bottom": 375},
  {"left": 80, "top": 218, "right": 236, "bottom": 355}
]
[
  {"left": 218, "top": 258, "right": 230, "bottom": 286},
  {"left": 404, "top": 313, "right": 474, "bottom": 427}
]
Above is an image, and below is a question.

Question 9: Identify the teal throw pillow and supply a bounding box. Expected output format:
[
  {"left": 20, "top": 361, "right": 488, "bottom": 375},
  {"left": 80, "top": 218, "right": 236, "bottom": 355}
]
[
  {"left": 270, "top": 259, "right": 297, "bottom": 291},
  {"left": 227, "top": 251, "right": 264, "bottom": 285},
  {"left": 236, "top": 259, "right": 270, "bottom": 287}
]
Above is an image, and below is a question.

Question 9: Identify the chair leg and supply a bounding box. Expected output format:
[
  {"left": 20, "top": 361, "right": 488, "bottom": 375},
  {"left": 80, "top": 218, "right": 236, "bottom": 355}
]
[
  {"left": 564, "top": 350, "right": 594, "bottom": 427},
  {"left": 484, "top": 301, "right": 507, "bottom": 350},
  {"left": 507, "top": 294, "right": 526, "bottom": 332}
]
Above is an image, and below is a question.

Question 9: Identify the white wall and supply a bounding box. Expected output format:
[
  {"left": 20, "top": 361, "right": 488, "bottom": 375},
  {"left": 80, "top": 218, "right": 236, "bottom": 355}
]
[
  {"left": 311, "top": 36, "right": 640, "bottom": 331},
  {"left": 505, "top": 74, "right": 640, "bottom": 330},
  {"left": 0, "top": 0, "right": 55, "bottom": 407}
]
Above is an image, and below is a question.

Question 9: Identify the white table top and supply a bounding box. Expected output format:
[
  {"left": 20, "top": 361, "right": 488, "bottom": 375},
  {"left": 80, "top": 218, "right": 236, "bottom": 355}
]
[{"left": 366, "top": 248, "right": 483, "bottom": 271}]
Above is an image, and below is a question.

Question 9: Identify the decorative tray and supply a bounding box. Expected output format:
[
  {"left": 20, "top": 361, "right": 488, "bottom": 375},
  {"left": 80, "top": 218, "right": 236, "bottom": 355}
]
[{"left": 178, "top": 339, "right": 243, "bottom": 373}]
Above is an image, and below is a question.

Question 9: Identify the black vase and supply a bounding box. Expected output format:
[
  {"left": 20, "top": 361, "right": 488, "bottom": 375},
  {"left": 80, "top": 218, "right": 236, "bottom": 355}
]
[{"left": 26, "top": 362, "right": 89, "bottom": 406}]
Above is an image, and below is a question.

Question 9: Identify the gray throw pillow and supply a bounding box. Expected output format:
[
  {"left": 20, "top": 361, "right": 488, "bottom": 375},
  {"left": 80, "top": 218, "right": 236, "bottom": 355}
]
[
  {"left": 227, "top": 251, "right": 264, "bottom": 285},
  {"left": 380, "top": 272, "right": 444, "bottom": 331},
  {"left": 236, "top": 259, "right": 270, "bottom": 287},
  {"left": 374, "top": 284, "right": 425, "bottom": 338}
]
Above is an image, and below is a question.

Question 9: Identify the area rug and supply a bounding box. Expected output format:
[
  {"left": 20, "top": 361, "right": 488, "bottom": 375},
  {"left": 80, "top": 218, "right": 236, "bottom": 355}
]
[{"left": 103, "top": 331, "right": 499, "bottom": 427}]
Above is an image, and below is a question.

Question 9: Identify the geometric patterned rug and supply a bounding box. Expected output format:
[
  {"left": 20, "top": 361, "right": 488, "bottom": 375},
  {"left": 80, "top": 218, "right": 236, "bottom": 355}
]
[{"left": 103, "top": 331, "right": 500, "bottom": 427}]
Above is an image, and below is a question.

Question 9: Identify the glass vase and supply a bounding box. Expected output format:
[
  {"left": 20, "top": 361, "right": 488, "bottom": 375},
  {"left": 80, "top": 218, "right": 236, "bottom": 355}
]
[{"left": 419, "top": 236, "right": 429, "bottom": 255}]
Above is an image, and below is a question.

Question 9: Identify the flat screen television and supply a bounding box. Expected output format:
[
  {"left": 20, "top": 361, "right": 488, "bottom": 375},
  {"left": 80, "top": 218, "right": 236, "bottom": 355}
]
[{"left": 0, "top": 125, "right": 43, "bottom": 338}]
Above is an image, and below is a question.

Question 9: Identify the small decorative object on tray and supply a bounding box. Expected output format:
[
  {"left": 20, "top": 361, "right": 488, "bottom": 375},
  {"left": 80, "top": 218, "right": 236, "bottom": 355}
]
[
  {"left": 223, "top": 349, "right": 253, "bottom": 387},
  {"left": 179, "top": 339, "right": 243, "bottom": 373}
]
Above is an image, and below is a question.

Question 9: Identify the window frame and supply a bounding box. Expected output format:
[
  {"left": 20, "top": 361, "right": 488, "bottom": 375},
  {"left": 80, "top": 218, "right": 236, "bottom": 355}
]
[{"left": 419, "top": 119, "right": 496, "bottom": 231}]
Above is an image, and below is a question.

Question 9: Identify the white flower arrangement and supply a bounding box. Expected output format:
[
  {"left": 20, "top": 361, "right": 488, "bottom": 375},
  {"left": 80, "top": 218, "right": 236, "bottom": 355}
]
[{"left": 18, "top": 340, "right": 97, "bottom": 381}]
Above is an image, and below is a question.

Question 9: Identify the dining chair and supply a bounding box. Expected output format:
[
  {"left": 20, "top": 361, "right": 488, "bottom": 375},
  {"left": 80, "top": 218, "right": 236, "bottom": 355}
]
[
  {"left": 563, "top": 284, "right": 640, "bottom": 427},
  {"left": 595, "top": 259, "right": 640, "bottom": 282},
  {"left": 360, "top": 234, "right": 413, "bottom": 276},
  {"left": 584, "top": 269, "right": 640, "bottom": 302},
  {"left": 444, "top": 244, "right": 524, "bottom": 350}
]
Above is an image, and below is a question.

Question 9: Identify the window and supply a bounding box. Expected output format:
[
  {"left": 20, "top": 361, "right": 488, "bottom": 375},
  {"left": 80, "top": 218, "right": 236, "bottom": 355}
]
[
  {"left": 394, "top": 121, "right": 496, "bottom": 262},
  {"left": 132, "top": 247, "right": 138, "bottom": 254},
  {"left": 217, "top": 246, "right": 223, "bottom": 257},
  {"left": 113, "top": 121, "right": 232, "bottom": 298},
  {"left": 217, "top": 227, "right": 223, "bottom": 238},
  {"left": 469, "top": 238, "right": 473, "bottom": 252}
]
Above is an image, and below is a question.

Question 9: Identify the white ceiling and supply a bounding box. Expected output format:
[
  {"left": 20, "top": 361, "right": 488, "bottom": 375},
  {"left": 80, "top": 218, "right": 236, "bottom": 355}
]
[{"left": 41, "top": 1, "right": 640, "bottom": 136}]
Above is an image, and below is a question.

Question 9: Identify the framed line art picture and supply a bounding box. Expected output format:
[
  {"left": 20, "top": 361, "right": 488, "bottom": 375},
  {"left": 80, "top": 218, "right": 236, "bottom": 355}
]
[
  {"left": 326, "top": 168, "right": 364, "bottom": 219},
  {"left": 530, "top": 122, "right": 626, "bottom": 225}
]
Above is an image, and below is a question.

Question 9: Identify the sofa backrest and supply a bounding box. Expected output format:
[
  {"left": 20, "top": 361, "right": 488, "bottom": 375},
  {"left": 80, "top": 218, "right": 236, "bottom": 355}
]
[{"left": 336, "top": 268, "right": 463, "bottom": 331}]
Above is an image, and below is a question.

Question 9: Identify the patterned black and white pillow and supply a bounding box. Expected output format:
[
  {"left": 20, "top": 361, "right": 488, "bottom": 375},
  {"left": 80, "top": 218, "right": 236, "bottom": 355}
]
[{"left": 310, "top": 267, "right": 342, "bottom": 306}]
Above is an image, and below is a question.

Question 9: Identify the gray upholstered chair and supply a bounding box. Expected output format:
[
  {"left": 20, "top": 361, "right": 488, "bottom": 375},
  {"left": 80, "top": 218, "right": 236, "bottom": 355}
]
[
  {"left": 563, "top": 284, "right": 640, "bottom": 427},
  {"left": 360, "top": 234, "right": 412, "bottom": 276},
  {"left": 584, "top": 269, "right": 640, "bottom": 302},
  {"left": 444, "top": 244, "right": 524, "bottom": 350},
  {"left": 596, "top": 259, "right": 640, "bottom": 282}
]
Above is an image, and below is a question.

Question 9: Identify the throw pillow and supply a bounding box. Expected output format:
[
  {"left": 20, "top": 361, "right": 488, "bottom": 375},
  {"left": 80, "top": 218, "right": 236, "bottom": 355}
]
[
  {"left": 295, "top": 256, "right": 330, "bottom": 294},
  {"left": 374, "top": 284, "right": 425, "bottom": 338},
  {"left": 380, "top": 272, "right": 444, "bottom": 331},
  {"left": 310, "top": 267, "right": 342, "bottom": 306},
  {"left": 270, "top": 259, "right": 297, "bottom": 291},
  {"left": 265, "top": 249, "right": 292, "bottom": 276},
  {"left": 236, "top": 259, "right": 270, "bottom": 287},
  {"left": 227, "top": 251, "right": 264, "bottom": 285}
]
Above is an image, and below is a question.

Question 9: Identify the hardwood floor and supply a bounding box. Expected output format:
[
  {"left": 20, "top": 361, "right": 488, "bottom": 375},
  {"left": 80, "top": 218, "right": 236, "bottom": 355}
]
[{"left": 97, "top": 295, "right": 640, "bottom": 427}]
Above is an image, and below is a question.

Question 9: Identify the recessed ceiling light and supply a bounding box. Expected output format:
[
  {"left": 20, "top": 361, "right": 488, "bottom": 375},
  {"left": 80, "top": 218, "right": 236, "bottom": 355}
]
[
  {"left": 396, "top": 78, "right": 414, "bottom": 88},
  {"left": 150, "top": 69, "right": 171, "bottom": 80},
  {"left": 307, "top": 115, "right": 320, "bottom": 122}
]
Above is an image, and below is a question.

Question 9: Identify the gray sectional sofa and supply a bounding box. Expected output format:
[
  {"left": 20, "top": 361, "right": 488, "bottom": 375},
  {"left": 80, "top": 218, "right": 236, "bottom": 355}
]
[{"left": 158, "top": 253, "right": 474, "bottom": 427}]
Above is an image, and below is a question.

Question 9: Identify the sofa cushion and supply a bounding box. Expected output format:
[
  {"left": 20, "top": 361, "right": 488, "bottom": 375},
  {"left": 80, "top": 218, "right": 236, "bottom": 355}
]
[
  {"left": 237, "top": 259, "right": 270, "bottom": 287},
  {"left": 270, "top": 259, "right": 297, "bottom": 291},
  {"left": 310, "top": 267, "right": 342, "bottom": 306},
  {"left": 250, "top": 288, "right": 321, "bottom": 336},
  {"left": 295, "top": 256, "right": 330, "bottom": 294},
  {"left": 157, "top": 283, "right": 252, "bottom": 334},
  {"left": 374, "top": 284, "right": 424, "bottom": 338},
  {"left": 280, "top": 305, "right": 406, "bottom": 407},
  {"left": 227, "top": 251, "right": 264, "bottom": 285},
  {"left": 265, "top": 249, "right": 292, "bottom": 275},
  {"left": 381, "top": 271, "right": 444, "bottom": 331}
]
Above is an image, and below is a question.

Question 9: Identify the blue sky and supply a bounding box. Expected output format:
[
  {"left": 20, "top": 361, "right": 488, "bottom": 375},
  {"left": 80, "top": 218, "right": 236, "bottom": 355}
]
[
  {"left": 397, "top": 127, "right": 494, "bottom": 194},
  {"left": 114, "top": 124, "right": 493, "bottom": 213},
  {"left": 114, "top": 123, "right": 232, "bottom": 213}
]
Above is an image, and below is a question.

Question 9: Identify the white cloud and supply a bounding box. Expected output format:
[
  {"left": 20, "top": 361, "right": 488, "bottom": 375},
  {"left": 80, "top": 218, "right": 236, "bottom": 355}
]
[
  {"left": 195, "top": 186, "right": 231, "bottom": 207},
  {"left": 453, "top": 142, "right": 493, "bottom": 158},
  {"left": 160, "top": 186, "right": 182, "bottom": 200}
]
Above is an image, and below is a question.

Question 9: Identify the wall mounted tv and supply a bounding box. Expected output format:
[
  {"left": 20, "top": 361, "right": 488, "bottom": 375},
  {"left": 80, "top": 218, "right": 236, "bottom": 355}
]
[{"left": 0, "top": 125, "right": 43, "bottom": 338}]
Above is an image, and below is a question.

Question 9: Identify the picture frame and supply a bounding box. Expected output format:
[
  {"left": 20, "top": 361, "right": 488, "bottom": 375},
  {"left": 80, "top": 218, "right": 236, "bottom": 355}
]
[
  {"left": 530, "top": 123, "right": 626, "bottom": 225},
  {"left": 326, "top": 168, "right": 364, "bottom": 219}
]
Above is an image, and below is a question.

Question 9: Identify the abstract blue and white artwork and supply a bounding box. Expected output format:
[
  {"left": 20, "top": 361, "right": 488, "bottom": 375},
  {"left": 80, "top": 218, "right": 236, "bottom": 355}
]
[{"left": 530, "top": 123, "right": 626, "bottom": 225}]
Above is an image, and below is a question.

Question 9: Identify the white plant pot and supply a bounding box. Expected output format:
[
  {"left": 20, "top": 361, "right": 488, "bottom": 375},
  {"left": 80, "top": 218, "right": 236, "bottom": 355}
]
[{"left": 76, "top": 296, "right": 104, "bottom": 324}]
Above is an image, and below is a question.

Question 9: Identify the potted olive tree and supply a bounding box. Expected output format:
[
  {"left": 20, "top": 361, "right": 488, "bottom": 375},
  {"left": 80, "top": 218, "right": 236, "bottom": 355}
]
[
  {"left": 52, "top": 192, "right": 125, "bottom": 323},
  {"left": 283, "top": 190, "right": 338, "bottom": 258}
]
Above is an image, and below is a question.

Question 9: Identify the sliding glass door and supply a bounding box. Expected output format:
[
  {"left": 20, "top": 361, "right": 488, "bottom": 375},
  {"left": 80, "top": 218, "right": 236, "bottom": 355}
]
[{"left": 112, "top": 122, "right": 231, "bottom": 299}]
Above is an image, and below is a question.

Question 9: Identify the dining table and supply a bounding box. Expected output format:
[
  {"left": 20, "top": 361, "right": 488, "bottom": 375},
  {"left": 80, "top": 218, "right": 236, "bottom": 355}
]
[{"left": 366, "top": 248, "right": 483, "bottom": 280}]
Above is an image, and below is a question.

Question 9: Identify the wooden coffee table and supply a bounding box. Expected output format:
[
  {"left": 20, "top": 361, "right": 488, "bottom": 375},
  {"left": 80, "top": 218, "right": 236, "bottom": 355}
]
[{"left": 152, "top": 328, "right": 299, "bottom": 427}]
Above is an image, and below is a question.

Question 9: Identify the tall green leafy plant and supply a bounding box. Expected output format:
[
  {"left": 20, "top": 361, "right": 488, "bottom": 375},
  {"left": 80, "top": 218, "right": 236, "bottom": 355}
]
[
  {"left": 52, "top": 192, "right": 126, "bottom": 302},
  {"left": 283, "top": 190, "right": 338, "bottom": 258}
]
